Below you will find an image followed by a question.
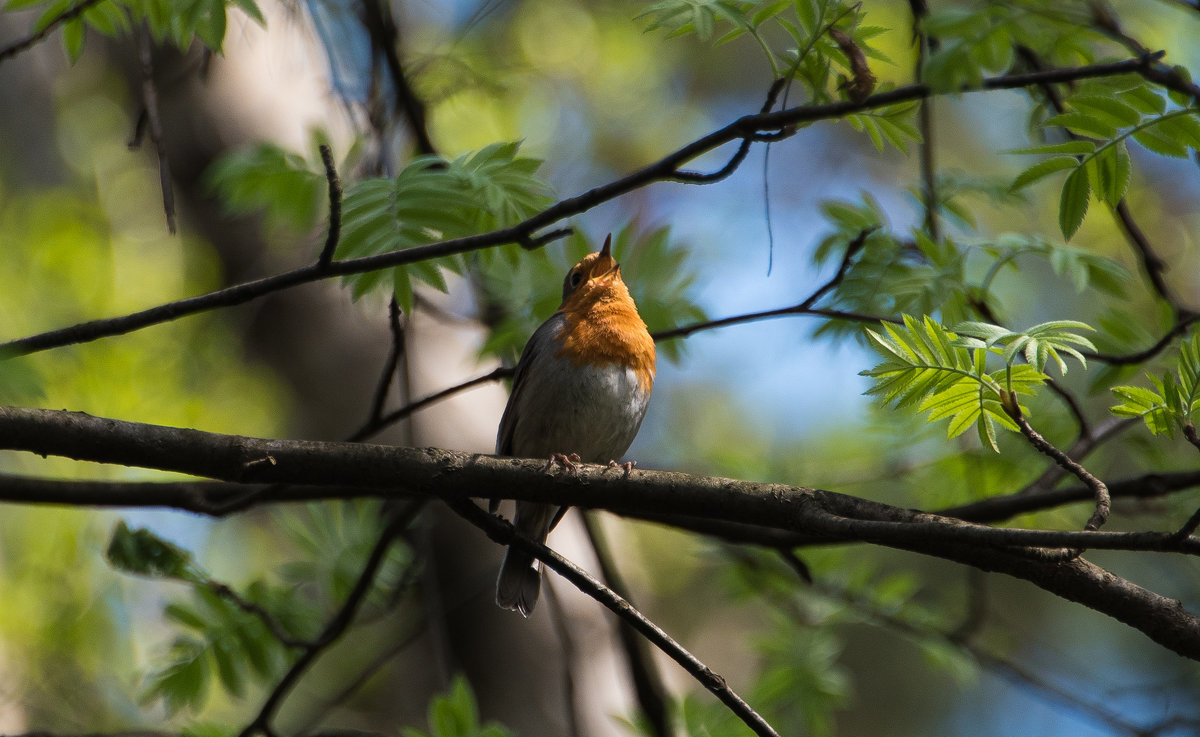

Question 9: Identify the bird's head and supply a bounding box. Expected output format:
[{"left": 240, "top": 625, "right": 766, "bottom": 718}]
[{"left": 559, "top": 234, "right": 626, "bottom": 308}]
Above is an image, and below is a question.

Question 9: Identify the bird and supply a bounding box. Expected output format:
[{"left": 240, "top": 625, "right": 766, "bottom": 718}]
[{"left": 494, "top": 234, "right": 656, "bottom": 616}]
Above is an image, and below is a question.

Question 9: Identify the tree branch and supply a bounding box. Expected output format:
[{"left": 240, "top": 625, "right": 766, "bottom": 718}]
[
  {"left": 1005, "top": 402, "right": 1110, "bottom": 532},
  {"left": 0, "top": 0, "right": 108, "bottom": 65},
  {"left": 317, "top": 144, "right": 343, "bottom": 268},
  {"left": 133, "top": 23, "right": 176, "bottom": 235},
  {"left": 1, "top": 406, "right": 1199, "bottom": 658},
  {"left": 448, "top": 499, "right": 779, "bottom": 737},
  {"left": 238, "top": 500, "right": 425, "bottom": 737},
  {"left": 0, "top": 54, "right": 1163, "bottom": 358}
]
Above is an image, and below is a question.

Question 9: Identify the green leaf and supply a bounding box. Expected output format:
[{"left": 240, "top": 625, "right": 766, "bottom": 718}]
[
  {"left": 61, "top": 16, "right": 85, "bottom": 62},
  {"left": 1120, "top": 85, "right": 1167, "bottom": 115},
  {"left": 106, "top": 522, "right": 199, "bottom": 582},
  {"left": 1111, "top": 384, "right": 1173, "bottom": 436},
  {"left": 83, "top": 1, "right": 130, "bottom": 36},
  {"left": 1095, "top": 141, "right": 1132, "bottom": 205},
  {"left": 143, "top": 639, "right": 210, "bottom": 715},
  {"left": 1044, "top": 111, "right": 1119, "bottom": 140},
  {"left": 206, "top": 142, "right": 328, "bottom": 233},
  {"left": 1132, "top": 126, "right": 1190, "bottom": 158},
  {"left": 1010, "top": 156, "right": 1078, "bottom": 192},
  {"left": 1069, "top": 95, "right": 1142, "bottom": 127},
  {"left": 1007, "top": 141, "right": 1096, "bottom": 156},
  {"left": 861, "top": 315, "right": 1030, "bottom": 451},
  {"left": 335, "top": 142, "right": 552, "bottom": 307},
  {"left": 1058, "top": 165, "right": 1090, "bottom": 240}
]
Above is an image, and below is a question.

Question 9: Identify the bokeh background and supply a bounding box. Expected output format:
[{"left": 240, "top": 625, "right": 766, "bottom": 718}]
[{"left": 0, "top": 0, "right": 1199, "bottom": 735}]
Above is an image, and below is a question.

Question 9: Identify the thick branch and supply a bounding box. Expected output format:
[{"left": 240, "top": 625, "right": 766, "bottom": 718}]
[{"left": 1, "top": 406, "right": 1199, "bottom": 659}]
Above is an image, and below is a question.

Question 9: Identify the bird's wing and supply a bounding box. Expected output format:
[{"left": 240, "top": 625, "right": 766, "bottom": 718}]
[{"left": 496, "top": 313, "right": 565, "bottom": 455}]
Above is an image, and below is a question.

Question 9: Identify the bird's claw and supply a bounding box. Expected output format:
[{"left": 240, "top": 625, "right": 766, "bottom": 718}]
[
  {"left": 543, "top": 452, "right": 581, "bottom": 473},
  {"left": 607, "top": 459, "right": 637, "bottom": 478}
]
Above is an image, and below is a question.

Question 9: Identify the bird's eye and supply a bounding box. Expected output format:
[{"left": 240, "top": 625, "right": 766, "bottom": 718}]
[{"left": 569, "top": 270, "right": 584, "bottom": 288}]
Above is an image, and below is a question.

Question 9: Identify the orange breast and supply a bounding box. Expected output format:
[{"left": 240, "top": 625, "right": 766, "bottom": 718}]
[{"left": 554, "top": 292, "right": 656, "bottom": 394}]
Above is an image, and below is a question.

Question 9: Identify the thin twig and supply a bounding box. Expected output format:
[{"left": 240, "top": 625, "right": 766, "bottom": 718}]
[
  {"left": 907, "top": 0, "right": 940, "bottom": 242},
  {"left": 0, "top": 54, "right": 1164, "bottom": 358},
  {"left": 653, "top": 228, "right": 886, "bottom": 342},
  {"left": 204, "top": 579, "right": 311, "bottom": 649},
  {"left": 1045, "top": 378, "right": 1092, "bottom": 441},
  {"left": 1005, "top": 401, "right": 1110, "bottom": 532},
  {"left": 1085, "top": 313, "right": 1200, "bottom": 365},
  {"left": 237, "top": 500, "right": 426, "bottom": 737},
  {"left": 0, "top": 0, "right": 108, "bottom": 64},
  {"left": 542, "top": 583, "right": 583, "bottom": 737},
  {"left": 360, "top": 0, "right": 438, "bottom": 157},
  {"left": 672, "top": 78, "right": 788, "bottom": 184},
  {"left": 935, "top": 467, "right": 1199, "bottom": 524},
  {"left": 582, "top": 512, "right": 673, "bottom": 737},
  {"left": 134, "top": 23, "right": 176, "bottom": 235},
  {"left": 357, "top": 298, "right": 406, "bottom": 436},
  {"left": 317, "top": 144, "right": 343, "bottom": 269},
  {"left": 347, "top": 366, "right": 512, "bottom": 443},
  {"left": 448, "top": 499, "right": 781, "bottom": 737}
]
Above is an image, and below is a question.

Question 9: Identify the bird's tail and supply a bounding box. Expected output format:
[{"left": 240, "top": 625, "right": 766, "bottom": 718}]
[
  {"left": 496, "top": 546, "right": 541, "bottom": 616},
  {"left": 495, "top": 502, "right": 555, "bottom": 616}
]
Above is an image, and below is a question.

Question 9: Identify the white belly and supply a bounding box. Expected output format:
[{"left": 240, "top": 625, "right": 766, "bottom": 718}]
[{"left": 508, "top": 356, "right": 651, "bottom": 463}]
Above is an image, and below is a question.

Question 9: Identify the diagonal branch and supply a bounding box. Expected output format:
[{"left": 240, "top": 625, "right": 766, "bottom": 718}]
[
  {"left": 0, "top": 53, "right": 1164, "bottom": 358},
  {"left": 237, "top": 499, "right": 425, "bottom": 737},
  {"left": 1004, "top": 401, "right": 1110, "bottom": 532},
  {"left": 133, "top": 23, "right": 176, "bottom": 235},
  {"left": 448, "top": 498, "right": 780, "bottom": 737},
  {"left": 0, "top": 0, "right": 108, "bottom": 64}
]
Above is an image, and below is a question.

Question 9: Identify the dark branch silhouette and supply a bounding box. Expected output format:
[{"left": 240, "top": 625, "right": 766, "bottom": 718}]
[
  {"left": 1, "top": 406, "right": 1199, "bottom": 659},
  {"left": 0, "top": 53, "right": 1164, "bottom": 358}
]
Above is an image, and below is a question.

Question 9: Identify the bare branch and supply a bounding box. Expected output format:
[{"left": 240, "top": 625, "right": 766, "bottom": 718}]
[
  {"left": 317, "top": 144, "right": 343, "bottom": 269},
  {"left": 1005, "top": 401, "right": 1110, "bottom": 532},
  {"left": 582, "top": 513, "right": 672, "bottom": 737},
  {"left": 238, "top": 500, "right": 425, "bottom": 737},
  {"left": 133, "top": 24, "right": 176, "bottom": 235},
  {"left": 449, "top": 499, "right": 780, "bottom": 737},
  {"left": 0, "top": 54, "right": 1164, "bottom": 358}
]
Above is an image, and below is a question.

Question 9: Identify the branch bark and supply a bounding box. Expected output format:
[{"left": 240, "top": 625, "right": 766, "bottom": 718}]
[{"left": 0, "top": 406, "right": 1198, "bottom": 659}]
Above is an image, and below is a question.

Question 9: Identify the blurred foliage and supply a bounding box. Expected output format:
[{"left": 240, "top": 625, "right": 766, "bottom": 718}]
[
  {"left": 4, "top": 0, "right": 264, "bottom": 61},
  {"left": 1, "top": 0, "right": 1200, "bottom": 736},
  {"left": 1112, "top": 330, "right": 1200, "bottom": 439},
  {"left": 402, "top": 676, "right": 515, "bottom": 737}
]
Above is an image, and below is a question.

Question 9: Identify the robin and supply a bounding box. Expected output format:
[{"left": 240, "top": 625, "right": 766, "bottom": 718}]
[{"left": 494, "top": 234, "right": 656, "bottom": 616}]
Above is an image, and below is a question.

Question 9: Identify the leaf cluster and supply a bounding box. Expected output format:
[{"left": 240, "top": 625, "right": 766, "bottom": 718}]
[
  {"left": 402, "top": 675, "right": 515, "bottom": 737},
  {"left": 639, "top": 1, "right": 920, "bottom": 154},
  {"left": 1112, "top": 332, "right": 1200, "bottom": 439},
  {"left": 5, "top": 0, "right": 264, "bottom": 62},
  {"left": 861, "top": 315, "right": 1093, "bottom": 450},
  {"left": 813, "top": 197, "right": 971, "bottom": 332},
  {"left": 334, "top": 141, "right": 554, "bottom": 310},
  {"left": 106, "top": 503, "right": 412, "bottom": 715},
  {"left": 205, "top": 134, "right": 334, "bottom": 234},
  {"left": 1010, "top": 79, "right": 1200, "bottom": 239}
]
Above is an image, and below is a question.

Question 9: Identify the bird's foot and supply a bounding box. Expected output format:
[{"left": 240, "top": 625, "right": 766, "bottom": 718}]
[
  {"left": 543, "top": 452, "right": 581, "bottom": 473},
  {"left": 607, "top": 459, "right": 637, "bottom": 478}
]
